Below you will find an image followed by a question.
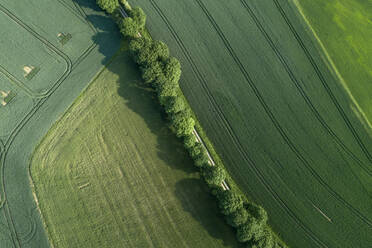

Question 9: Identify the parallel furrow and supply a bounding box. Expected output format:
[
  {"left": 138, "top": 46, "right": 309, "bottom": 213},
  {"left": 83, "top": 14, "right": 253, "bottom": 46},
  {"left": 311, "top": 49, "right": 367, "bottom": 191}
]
[
  {"left": 0, "top": 2, "right": 99, "bottom": 247},
  {"left": 240, "top": 0, "right": 372, "bottom": 177},
  {"left": 273, "top": 0, "right": 372, "bottom": 164},
  {"left": 148, "top": 0, "right": 327, "bottom": 246},
  {"left": 194, "top": 0, "right": 372, "bottom": 229}
]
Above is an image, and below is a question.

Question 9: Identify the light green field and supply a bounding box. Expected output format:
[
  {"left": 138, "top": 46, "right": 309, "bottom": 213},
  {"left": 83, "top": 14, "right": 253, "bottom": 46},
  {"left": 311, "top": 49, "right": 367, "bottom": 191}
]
[
  {"left": 0, "top": 0, "right": 120, "bottom": 247},
  {"left": 295, "top": 0, "right": 372, "bottom": 129},
  {"left": 128, "top": 0, "right": 372, "bottom": 247},
  {"left": 31, "top": 51, "right": 240, "bottom": 248}
]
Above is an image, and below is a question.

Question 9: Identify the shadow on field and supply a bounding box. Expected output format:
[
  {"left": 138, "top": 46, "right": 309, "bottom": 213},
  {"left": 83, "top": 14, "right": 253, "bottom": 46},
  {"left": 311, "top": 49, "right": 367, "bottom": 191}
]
[
  {"left": 72, "top": 1, "right": 240, "bottom": 246},
  {"left": 113, "top": 52, "right": 197, "bottom": 175},
  {"left": 106, "top": 52, "right": 240, "bottom": 246},
  {"left": 73, "top": 1, "right": 197, "bottom": 174},
  {"left": 73, "top": 0, "right": 121, "bottom": 64},
  {"left": 175, "top": 178, "right": 242, "bottom": 247},
  {"left": 110, "top": 53, "right": 240, "bottom": 247}
]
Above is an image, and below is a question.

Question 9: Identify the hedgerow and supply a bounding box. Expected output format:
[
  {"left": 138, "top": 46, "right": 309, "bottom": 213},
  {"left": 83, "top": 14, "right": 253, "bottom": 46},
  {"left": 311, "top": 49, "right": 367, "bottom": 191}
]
[{"left": 97, "top": 1, "right": 287, "bottom": 247}]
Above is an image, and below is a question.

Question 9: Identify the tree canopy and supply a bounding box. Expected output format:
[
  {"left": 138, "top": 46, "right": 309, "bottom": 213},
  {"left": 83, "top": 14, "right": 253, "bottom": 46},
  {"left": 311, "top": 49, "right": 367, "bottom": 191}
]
[
  {"left": 164, "top": 95, "right": 186, "bottom": 114},
  {"left": 217, "top": 190, "right": 244, "bottom": 215},
  {"left": 97, "top": 0, "right": 119, "bottom": 13},
  {"left": 183, "top": 134, "right": 197, "bottom": 149},
  {"left": 130, "top": 7, "right": 146, "bottom": 30},
  {"left": 202, "top": 165, "right": 226, "bottom": 186},
  {"left": 163, "top": 57, "right": 181, "bottom": 83},
  {"left": 96, "top": 2, "right": 284, "bottom": 246},
  {"left": 141, "top": 62, "right": 163, "bottom": 84},
  {"left": 119, "top": 17, "right": 139, "bottom": 38},
  {"left": 171, "top": 110, "right": 195, "bottom": 137},
  {"left": 226, "top": 206, "right": 249, "bottom": 227}
]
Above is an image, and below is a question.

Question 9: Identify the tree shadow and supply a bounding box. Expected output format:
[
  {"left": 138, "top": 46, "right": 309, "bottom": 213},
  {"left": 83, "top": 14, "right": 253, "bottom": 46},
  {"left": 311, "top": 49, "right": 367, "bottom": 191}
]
[
  {"left": 109, "top": 51, "right": 197, "bottom": 174},
  {"left": 72, "top": 0, "right": 121, "bottom": 64},
  {"left": 72, "top": 0, "right": 240, "bottom": 246},
  {"left": 72, "top": 0, "right": 101, "bottom": 11},
  {"left": 73, "top": 1, "right": 196, "bottom": 175},
  {"left": 105, "top": 51, "right": 240, "bottom": 246},
  {"left": 175, "top": 178, "right": 243, "bottom": 247}
]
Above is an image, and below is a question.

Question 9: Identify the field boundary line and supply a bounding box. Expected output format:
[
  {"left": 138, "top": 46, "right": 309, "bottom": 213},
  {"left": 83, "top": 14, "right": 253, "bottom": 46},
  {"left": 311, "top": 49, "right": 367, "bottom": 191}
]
[
  {"left": 0, "top": 3, "right": 72, "bottom": 98},
  {"left": 239, "top": 0, "right": 372, "bottom": 176},
  {"left": 146, "top": 0, "right": 327, "bottom": 246},
  {"left": 27, "top": 49, "right": 125, "bottom": 248},
  {"left": 291, "top": 0, "right": 372, "bottom": 132},
  {"left": 273, "top": 0, "right": 372, "bottom": 163},
  {"left": 195, "top": 0, "right": 372, "bottom": 229},
  {"left": 0, "top": 1, "right": 102, "bottom": 247}
]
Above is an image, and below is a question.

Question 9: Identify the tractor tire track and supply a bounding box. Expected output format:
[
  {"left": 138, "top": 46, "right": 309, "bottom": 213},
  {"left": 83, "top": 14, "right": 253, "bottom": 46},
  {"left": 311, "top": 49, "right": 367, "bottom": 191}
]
[
  {"left": 195, "top": 0, "right": 372, "bottom": 229},
  {"left": 0, "top": 3, "right": 72, "bottom": 99},
  {"left": 0, "top": 2, "right": 99, "bottom": 247},
  {"left": 0, "top": 3, "right": 71, "bottom": 246},
  {"left": 239, "top": 0, "right": 372, "bottom": 176},
  {"left": 56, "top": 0, "right": 88, "bottom": 24},
  {"left": 148, "top": 0, "right": 328, "bottom": 246},
  {"left": 273, "top": 0, "right": 372, "bottom": 164}
]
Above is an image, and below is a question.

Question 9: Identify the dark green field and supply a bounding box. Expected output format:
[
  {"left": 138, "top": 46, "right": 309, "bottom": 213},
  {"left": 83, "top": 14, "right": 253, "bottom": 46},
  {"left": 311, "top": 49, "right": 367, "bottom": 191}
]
[
  {"left": 31, "top": 51, "right": 239, "bottom": 248},
  {"left": 128, "top": 0, "right": 372, "bottom": 247}
]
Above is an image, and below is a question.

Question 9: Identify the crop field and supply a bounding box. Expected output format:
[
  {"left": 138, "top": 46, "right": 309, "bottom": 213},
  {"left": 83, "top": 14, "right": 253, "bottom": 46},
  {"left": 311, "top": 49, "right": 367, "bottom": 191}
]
[
  {"left": 31, "top": 51, "right": 240, "bottom": 248},
  {"left": 128, "top": 0, "right": 372, "bottom": 247},
  {"left": 294, "top": 0, "right": 372, "bottom": 133},
  {"left": 0, "top": 0, "right": 120, "bottom": 247}
]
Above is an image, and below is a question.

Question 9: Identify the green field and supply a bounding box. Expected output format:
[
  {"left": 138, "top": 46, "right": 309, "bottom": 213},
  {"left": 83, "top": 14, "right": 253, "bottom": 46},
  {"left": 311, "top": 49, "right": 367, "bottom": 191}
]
[
  {"left": 0, "top": 0, "right": 120, "bottom": 247},
  {"left": 128, "top": 0, "right": 372, "bottom": 247},
  {"left": 31, "top": 51, "right": 239, "bottom": 248},
  {"left": 294, "top": 0, "right": 372, "bottom": 132}
]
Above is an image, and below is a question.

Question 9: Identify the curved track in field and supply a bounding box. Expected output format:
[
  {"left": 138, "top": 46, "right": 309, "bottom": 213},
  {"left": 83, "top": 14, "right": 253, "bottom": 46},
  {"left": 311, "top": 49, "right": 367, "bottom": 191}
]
[
  {"left": 0, "top": 2, "right": 98, "bottom": 247},
  {"left": 148, "top": 0, "right": 372, "bottom": 246},
  {"left": 240, "top": 0, "right": 372, "bottom": 176},
  {"left": 200, "top": 0, "right": 372, "bottom": 232},
  {"left": 0, "top": 3, "right": 72, "bottom": 99},
  {"left": 194, "top": 0, "right": 372, "bottom": 230},
  {"left": 147, "top": 0, "right": 327, "bottom": 246},
  {"left": 272, "top": 0, "right": 372, "bottom": 164}
]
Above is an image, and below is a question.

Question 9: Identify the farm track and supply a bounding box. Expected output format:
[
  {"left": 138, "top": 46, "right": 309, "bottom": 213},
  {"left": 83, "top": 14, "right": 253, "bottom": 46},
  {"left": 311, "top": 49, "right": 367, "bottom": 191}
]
[
  {"left": 57, "top": 0, "right": 89, "bottom": 24},
  {"left": 148, "top": 0, "right": 327, "bottom": 246},
  {"left": 240, "top": 0, "right": 372, "bottom": 177},
  {"left": 273, "top": 0, "right": 372, "bottom": 164},
  {"left": 0, "top": 2, "right": 98, "bottom": 247},
  {"left": 0, "top": 3, "right": 72, "bottom": 99},
  {"left": 0, "top": 65, "right": 47, "bottom": 99},
  {"left": 196, "top": 0, "right": 372, "bottom": 231}
]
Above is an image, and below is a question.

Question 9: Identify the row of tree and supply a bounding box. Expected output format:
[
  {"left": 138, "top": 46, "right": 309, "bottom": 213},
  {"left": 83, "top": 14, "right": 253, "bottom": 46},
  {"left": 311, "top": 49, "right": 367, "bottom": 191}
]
[{"left": 97, "top": 1, "right": 285, "bottom": 247}]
